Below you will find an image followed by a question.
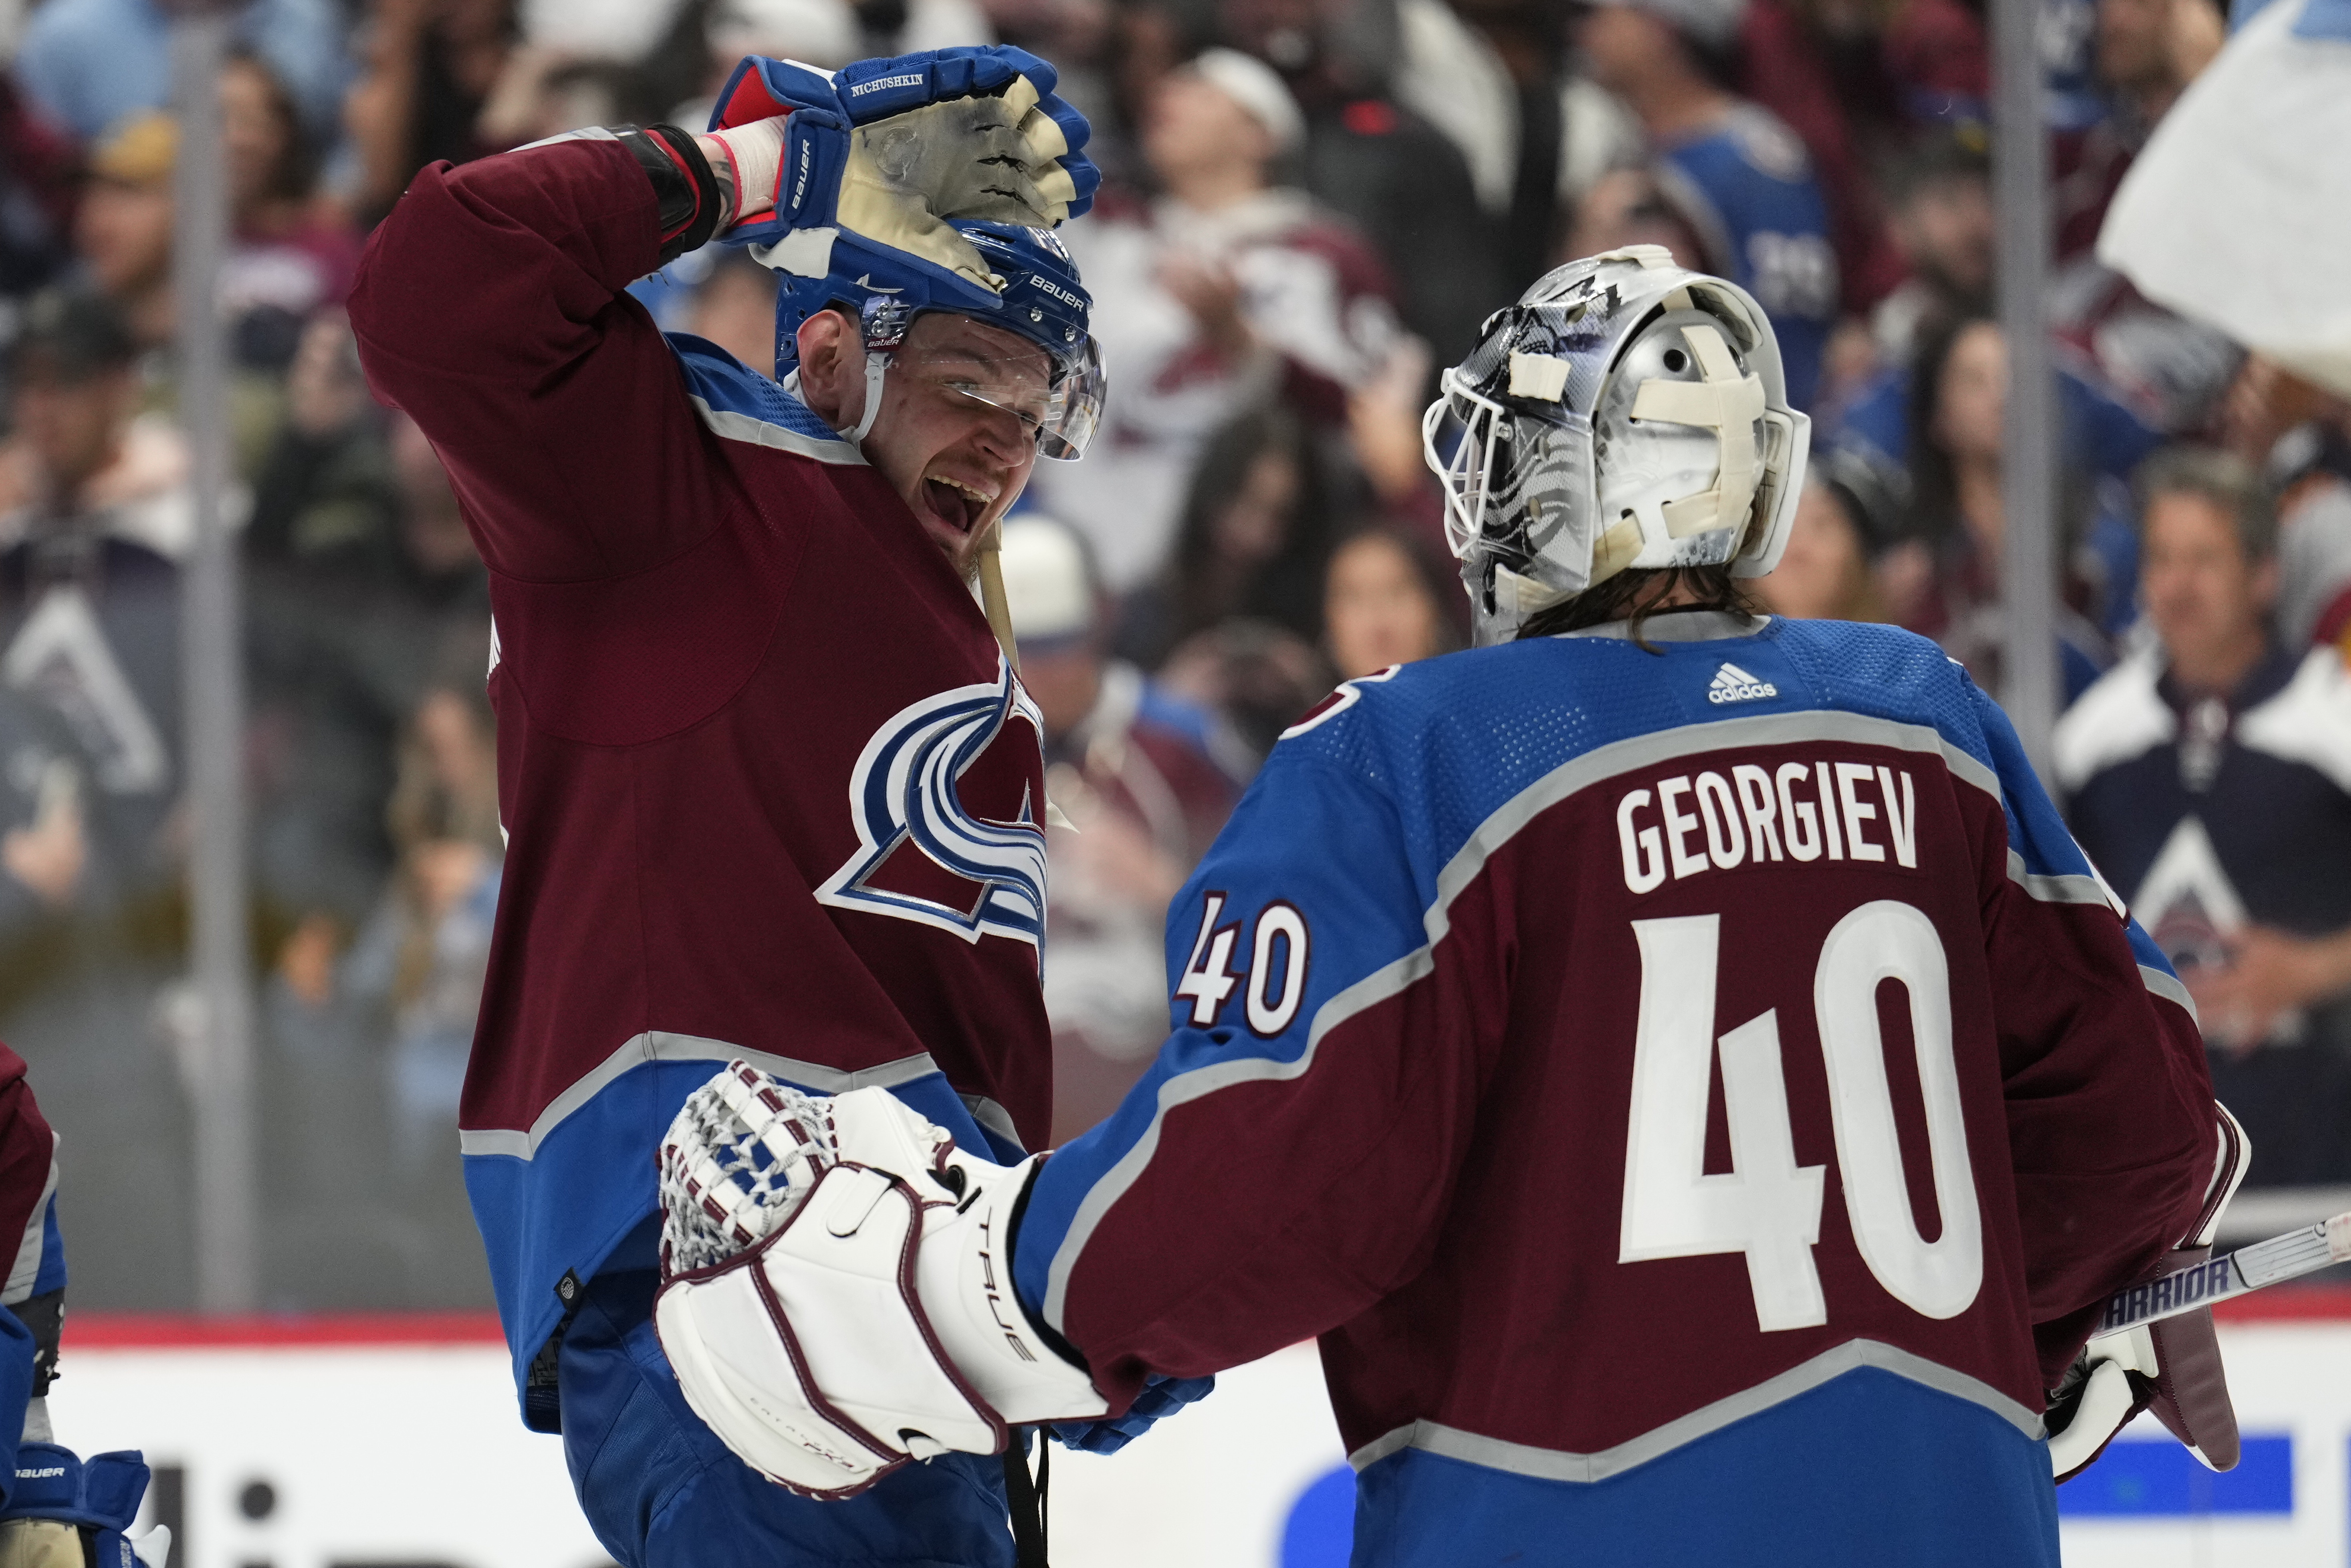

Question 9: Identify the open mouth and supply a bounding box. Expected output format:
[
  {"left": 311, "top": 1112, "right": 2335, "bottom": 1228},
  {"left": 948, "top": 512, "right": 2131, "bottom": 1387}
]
[{"left": 922, "top": 475, "right": 993, "bottom": 538}]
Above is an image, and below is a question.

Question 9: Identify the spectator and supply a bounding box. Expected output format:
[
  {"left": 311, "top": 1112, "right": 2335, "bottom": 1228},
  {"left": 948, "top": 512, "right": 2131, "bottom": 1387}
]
[
  {"left": 70, "top": 114, "right": 177, "bottom": 353},
  {"left": 2220, "top": 355, "right": 2351, "bottom": 652},
  {"left": 1734, "top": 0, "right": 1906, "bottom": 319},
  {"left": 346, "top": 0, "right": 520, "bottom": 223},
  {"left": 0, "top": 288, "right": 190, "bottom": 573},
  {"left": 1217, "top": 0, "right": 1508, "bottom": 370},
  {"left": 1394, "top": 0, "right": 1643, "bottom": 295},
  {"left": 1753, "top": 460, "right": 1893, "bottom": 624},
  {"left": 1116, "top": 400, "right": 1340, "bottom": 668},
  {"left": 349, "top": 680, "right": 501, "bottom": 1158},
  {"left": 0, "top": 290, "right": 190, "bottom": 1306},
  {"left": 1575, "top": 0, "right": 1841, "bottom": 410},
  {"left": 1881, "top": 0, "right": 1987, "bottom": 128},
  {"left": 2056, "top": 446, "right": 2351, "bottom": 1186},
  {"left": 250, "top": 375, "right": 493, "bottom": 1311},
  {"left": 1157, "top": 614, "right": 1334, "bottom": 767},
  {"left": 1897, "top": 313, "right": 2123, "bottom": 696},
  {"left": 0, "top": 75, "right": 78, "bottom": 309},
  {"left": 475, "top": 52, "right": 661, "bottom": 152},
  {"left": 1322, "top": 523, "right": 1456, "bottom": 679},
  {"left": 1827, "top": 312, "right": 2163, "bottom": 517},
  {"left": 13, "top": 0, "right": 345, "bottom": 145},
  {"left": 337, "top": 674, "right": 502, "bottom": 1305},
  {"left": 1870, "top": 131, "right": 1994, "bottom": 373},
  {"left": 247, "top": 314, "right": 494, "bottom": 970},
  {"left": 220, "top": 51, "right": 363, "bottom": 371},
  {"left": 1034, "top": 45, "right": 1403, "bottom": 590},
  {"left": 58, "top": 110, "right": 299, "bottom": 476},
  {"left": 246, "top": 312, "right": 396, "bottom": 580},
  {"left": 2054, "top": 0, "right": 2225, "bottom": 262},
  {"left": 848, "top": 0, "right": 998, "bottom": 57},
  {"left": 2030, "top": 0, "right": 2238, "bottom": 440},
  {"left": 997, "top": 515, "right": 1241, "bottom": 1140},
  {"left": 1564, "top": 163, "right": 1715, "bottom": 272}
]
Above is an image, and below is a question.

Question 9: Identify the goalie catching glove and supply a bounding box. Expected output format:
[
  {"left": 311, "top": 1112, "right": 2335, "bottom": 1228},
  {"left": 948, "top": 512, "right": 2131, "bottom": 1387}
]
[
  {"left": 704, "top": 47, "right": 1100, "bottom": 311},
  {"left": 652, "top": 1066, "right": 1108, "bottom": 1499}
]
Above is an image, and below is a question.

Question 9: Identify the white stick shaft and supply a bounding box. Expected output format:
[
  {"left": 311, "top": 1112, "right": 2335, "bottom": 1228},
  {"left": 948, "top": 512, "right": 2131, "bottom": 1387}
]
[{"left": 2089, "top": 1212, "right": 2351, "bottom": 1338}]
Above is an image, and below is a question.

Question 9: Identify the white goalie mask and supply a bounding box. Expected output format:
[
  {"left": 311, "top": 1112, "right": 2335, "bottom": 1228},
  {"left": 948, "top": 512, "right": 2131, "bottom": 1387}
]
[{"left": 1422, "top": 246, "right": 1812, "bottom": 644}]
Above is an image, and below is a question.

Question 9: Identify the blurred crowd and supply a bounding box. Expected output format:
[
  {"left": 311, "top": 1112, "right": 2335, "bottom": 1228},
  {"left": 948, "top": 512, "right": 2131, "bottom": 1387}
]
[{"left": 0, "top": 0, "right": 2345, "bottom": 1307}]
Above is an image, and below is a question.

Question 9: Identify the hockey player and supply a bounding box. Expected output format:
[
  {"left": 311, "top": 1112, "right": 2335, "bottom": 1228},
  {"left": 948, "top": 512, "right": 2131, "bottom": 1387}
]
[
  {"left": 0, "top": 1043, "right": 168, "bottom": 1567},
  {"left": 348, "top": 44, "right": 1201, "bottom": 1568},
  {"left": 647, "top": 251, "right": 2243, "bottom": 1563}
]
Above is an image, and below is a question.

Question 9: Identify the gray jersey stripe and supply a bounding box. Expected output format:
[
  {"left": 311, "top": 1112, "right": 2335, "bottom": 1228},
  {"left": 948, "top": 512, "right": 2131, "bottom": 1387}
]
[
  {"left": 1, "top": 1133, "right": 58, "bottom": 1305},
  {"left": 458, "top": 1033, "right": 941, "bottom": 1160},
  {"left": 687, "top": 395, "right": 868, "bottom": 467},
  {"left": 2004, "top": 850, "right": 2116, "bottom": 911},
  {"left": 2140, "top": 963, "right": 2199, "bottom": 1024},
  {"left": 1345, "top": 1340, "right": 2042, "bottom": 1483},
  {"left": 1040, "top": 707, "right": 2006, "bottom": 1329},
  {"left": 960, "top": 1093, "right": 1023, "bottom": 1150}
]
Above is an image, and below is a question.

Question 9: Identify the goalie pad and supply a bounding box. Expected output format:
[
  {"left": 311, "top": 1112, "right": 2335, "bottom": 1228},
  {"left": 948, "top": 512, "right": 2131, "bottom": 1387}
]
[{"left": 654, "top": 1078, "right": 1107, "bottom": 1498}]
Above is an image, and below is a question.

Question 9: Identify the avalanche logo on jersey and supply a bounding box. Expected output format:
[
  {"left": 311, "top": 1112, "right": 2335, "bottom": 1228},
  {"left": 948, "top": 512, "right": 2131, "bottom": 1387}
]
[{"left": 815, "top": 653, "right": 1048, "bottom": 960}]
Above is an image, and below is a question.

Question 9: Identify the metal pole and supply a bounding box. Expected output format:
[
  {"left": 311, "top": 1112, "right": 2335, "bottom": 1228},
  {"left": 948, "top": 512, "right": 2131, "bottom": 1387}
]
[
  {"left": 170, "top": 4, "right": 260, "bottom": 1314},
  {"left": 1993, "top": 0, "right": 2062, "bottom": 780}
]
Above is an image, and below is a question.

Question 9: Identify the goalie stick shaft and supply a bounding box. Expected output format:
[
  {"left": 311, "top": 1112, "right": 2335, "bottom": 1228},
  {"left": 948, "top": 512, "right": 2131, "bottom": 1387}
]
[{"left": 2089, "top": 1212, "right": 2351, "bottom": 1339}]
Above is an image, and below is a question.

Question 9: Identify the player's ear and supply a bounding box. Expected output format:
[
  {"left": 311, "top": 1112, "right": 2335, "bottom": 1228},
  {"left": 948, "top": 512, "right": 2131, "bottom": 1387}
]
[{"left": 795, "top": 309, "right": 860, "bottom": 428}]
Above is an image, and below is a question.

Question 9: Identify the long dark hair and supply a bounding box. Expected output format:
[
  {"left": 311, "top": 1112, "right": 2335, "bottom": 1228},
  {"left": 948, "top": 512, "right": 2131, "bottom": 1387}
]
[
  {"left": 1904, "top": 309, "right": 1992, "bottom": 546},
  {"left": 225, "top": 49, "right": 319, "bottom": 206},
  {"left": 1518, "top": 563, "right": 1760, "bottom": 644},
  {"left": 1905, "top": 309, "right": 2093, "bottom": 557},
  {"left": 1166, "top": 401, "right": 1337, "bottom": 647}
]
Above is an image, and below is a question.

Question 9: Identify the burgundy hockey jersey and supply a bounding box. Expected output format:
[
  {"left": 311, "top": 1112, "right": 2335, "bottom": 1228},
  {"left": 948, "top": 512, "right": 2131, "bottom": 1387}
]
[
  {"left": 350, "top": 137, "right": 1053, "bottom": 1401},
  {"left": 1014, "top": 611, "right": 2218, "bottom": 1566}
]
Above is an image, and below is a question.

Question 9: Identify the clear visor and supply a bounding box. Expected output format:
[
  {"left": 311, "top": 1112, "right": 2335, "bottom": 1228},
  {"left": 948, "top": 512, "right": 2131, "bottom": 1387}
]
[{"left": 891, "top": 335, "right": 1106, "bottom": 462}]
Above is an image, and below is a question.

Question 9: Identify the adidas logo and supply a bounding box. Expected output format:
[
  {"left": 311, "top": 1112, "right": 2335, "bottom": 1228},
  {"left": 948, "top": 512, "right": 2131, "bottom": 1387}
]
[{"left": 1707, "top": 662, "right": 1779, "bottom": 705}]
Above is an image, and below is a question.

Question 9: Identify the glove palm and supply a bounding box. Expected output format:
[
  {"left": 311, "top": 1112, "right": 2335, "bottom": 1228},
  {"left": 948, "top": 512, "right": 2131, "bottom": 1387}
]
[{"left": 712, "top": 48, "right": 1100, "bottom": 309}]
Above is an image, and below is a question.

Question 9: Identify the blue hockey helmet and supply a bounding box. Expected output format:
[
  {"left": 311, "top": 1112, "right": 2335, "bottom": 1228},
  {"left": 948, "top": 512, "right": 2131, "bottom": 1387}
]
[{"left": 765, "top": 220, "right": 1104, "bottom": 461}]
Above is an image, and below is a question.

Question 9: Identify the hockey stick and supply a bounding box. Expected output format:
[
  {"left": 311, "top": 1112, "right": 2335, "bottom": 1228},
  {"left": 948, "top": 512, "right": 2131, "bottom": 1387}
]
[
  {"left": 971, "top": 519, "right": 1080, "bottom": 832},
  {"left": 976, "top": 521, "right": 1020, "bottom": 676},
  {"left": 2089, "top": 1212, "right": 2351, "bottom": 1339}
]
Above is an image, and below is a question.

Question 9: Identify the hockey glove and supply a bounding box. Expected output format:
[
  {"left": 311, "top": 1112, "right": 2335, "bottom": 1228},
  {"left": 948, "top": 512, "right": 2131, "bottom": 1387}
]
[
  {"left": 652, "top": 1070, "right": 1108, "bottom": 1500},
  {"left": 706, "top": 48, "right": 1099, "bottom": 310},
  {"left": 2048, "top": 1105, "right": 2251, "bottom": 1481},
  {"left": 0, "top": 1444, "right": 169, "bottom": 1568},
  {"left": 1051, "top": 1372, "right": 1217, "bottom": 1455},
  {"left": 2046, "top": 1324, "right": 2159, "bottom": 1482}
]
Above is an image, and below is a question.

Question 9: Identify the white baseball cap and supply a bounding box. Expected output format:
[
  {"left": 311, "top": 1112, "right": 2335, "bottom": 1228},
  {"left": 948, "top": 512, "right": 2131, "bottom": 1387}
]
[
  {"left": 997, "top": 515, "right": 1097, "bottom": 644},
  {"left": 1189, "top": 47, "right": 1308, "bottom": 156}
]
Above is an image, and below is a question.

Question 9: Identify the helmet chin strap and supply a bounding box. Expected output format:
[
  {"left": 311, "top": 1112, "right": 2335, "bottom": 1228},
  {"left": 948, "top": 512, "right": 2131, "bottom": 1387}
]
[{"left": 838, "top": 351, "right": 890, "bottom": 445}]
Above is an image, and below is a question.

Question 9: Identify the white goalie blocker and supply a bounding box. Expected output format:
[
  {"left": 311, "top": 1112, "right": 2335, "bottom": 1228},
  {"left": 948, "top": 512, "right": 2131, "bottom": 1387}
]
[{"left": 650, "top": 1065, "right": 1108, "bottom": 1498}]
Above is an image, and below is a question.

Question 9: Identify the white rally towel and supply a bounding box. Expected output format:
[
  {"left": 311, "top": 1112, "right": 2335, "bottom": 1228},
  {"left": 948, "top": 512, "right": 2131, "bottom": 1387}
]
[{"left": 2097, "top": 0, "right": 2351, "bottom": 398}]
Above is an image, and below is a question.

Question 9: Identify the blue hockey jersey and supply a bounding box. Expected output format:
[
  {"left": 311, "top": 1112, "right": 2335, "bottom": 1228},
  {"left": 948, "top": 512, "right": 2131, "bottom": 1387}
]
[
  {"left": 1012, "top": 611, "right": 2217, "bottom": 1566},
  {"left": 1657, "top": 107, "right": 1839, "bottom": 412}
]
